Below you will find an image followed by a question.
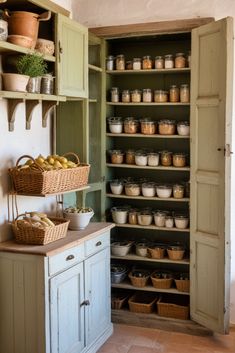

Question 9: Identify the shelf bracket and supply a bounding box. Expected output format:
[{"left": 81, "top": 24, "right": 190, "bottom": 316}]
[
  {"left": 25, "top": 100, "right": 40, "bottom": 130},
  {"left": 8, "top": 99, "right": 24, "bottom": 131},
  {"left": 42, "top": 101, "right": 58, "bottom": 128}
]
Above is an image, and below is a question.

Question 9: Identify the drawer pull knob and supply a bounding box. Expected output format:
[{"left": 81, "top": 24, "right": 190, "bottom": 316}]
[
  {"left": 80, "top": 300, "right": 90, "bottom": 307},
  {"left": 96, "top": 241, "right": 102, "bottom": 247},
  {"left": 66, "top": 254, "right": 75, "bottom": 261}
]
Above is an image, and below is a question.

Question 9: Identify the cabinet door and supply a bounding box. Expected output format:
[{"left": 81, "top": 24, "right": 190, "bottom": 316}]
[
  {"left": 84, "top": 247, "right": 111, "bottom": 346},
  {"left": 56, "top": 14, "right": 88, "bottom": 98},
  {"left": 50, "top": 263, "right": 85, "bottom": 353},
  {"left": 190, "top": 17, "right": 233, "bottom": 333}
]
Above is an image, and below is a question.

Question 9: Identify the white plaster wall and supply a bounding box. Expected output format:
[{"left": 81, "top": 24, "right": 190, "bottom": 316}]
[{"left": 71, "top": 0, "right": 235, "bottom": 324}]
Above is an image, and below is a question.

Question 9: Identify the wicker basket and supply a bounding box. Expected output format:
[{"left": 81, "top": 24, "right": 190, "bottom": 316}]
[
  {"left": 128, "top": 292, "right": 157, "bottom": 314},
  {"left": 175, "top": 279, "right": 190, "bottom": 293},
  {"left": 111, "top": 293, "right": 130, "bottom": 310},
  {"left": 157, "top": 296, "right": 189, "bottom": 320},
  {"left": 9, "top": 153, "right": 90, "bottom": 195},
  {"left": 12, "top": 214, "right": 69, "bottom": 245},
  {"left": 167, "top": 248, "right": 185, "bottom": 261},
  {"left": 151, "top": 273, "right": 173, "bottom": 289},
  {"left": 128, "top": 271, "right": 150, "bottom": 288},
  {"left": 148, "top": 247, "right": 165, "bottom": 259}
]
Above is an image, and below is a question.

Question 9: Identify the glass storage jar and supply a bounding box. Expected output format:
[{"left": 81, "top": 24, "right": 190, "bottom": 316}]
[
  {"left": 174, "top": 215, "right": 189, "bottom": 229},
  {"left": 128, "top": 209, "right": 138, "bottom": 225},
  {"left": 158, "top": 119, "right": 176, "bottom": 135},
  {"left": 154, "top": 211, "right": 167, "bottom": 227},
  {"left": 116, "top": 54, "right": 125, "bottom": 70},
  {"left": 173, "top": 184, "right": 185, "bottom": 199},
  {"left": 135, "top": 150, "right": 148, "bottom": 166},
  {"left": 142, "top": 182, "right": 156, "bottom": 197},
  {"left": 41, "top": 74, "right": 54, "bottom": 94},
  {"left": 126, "top": 61, "right": 133, "bottom": 70},
  {"left": 124, "top": 117, "right": 139, "bottom": 134},
  {"left": 169, "top": 85, "right": 180, "bottom": 102},
  {"left": 142, "top": 55, "right": 152, "bottom": 69},
  {"left": 110, "top": 180, "right": 124, "bottom": 195},
  {"left": 175, "top": 53, "right": 186, "bottom": 68},
  {"left": 155, "top": 56, "right": 164, "bottom": 69},
  {"left": 160, "top": 150, "right": 172, "bottom": 166},
  {"left": 173, "top": 153, "right": 187, "bottom": 167},
  {"left": 122, "top": 89, "right": 131, "bottom": 103},
  {"left": 111, "top": 87, "right": 119, "bottom": 102},
  {"left": 131, "top": 89, "right": 142, "bottom": 103},
  {"left": 107, "top": 117, "right": 123, "bottom": 133},
  {"left": 140, "top": 119, "right": 156, "bottom": 135},
  {"left": 154, "top": 90, "right": 168, "bottom": 103},
  {"left": 177, "top": 121, "right": 190, "bottom": 136},
  {"left": 106, "top": 55, "right": 115, "bottom": 70},
  {"left": 111, "top": 207, "right": 129, "bottom": 224},
  {"left": 125, "top": 182, "right": 141, "bottom": 196},
  {"left": 109, "top": 150, "right": 124, "bottom": 164},
  {"left": 164, "top": 54, "right": 174, "bottom": 69},
  {"left": 180, "top": 84, "right": 190, "bottom": 103},
  {"left": 165, "top": 215, "right": 174, "bottom": 228},
  {"left": 156, "top": 185, "right": 172, "bottom": 198},
  {"left": 133, "top": 58, "right": 141, "bottom": 70},
  {"left": 147, "top": 152, "right": 159, "bottom": 166},
  {"left": 142, "top": 89, "right": 152, "bottom": 102},
  {"left": 126, "top": 149, "right": 136, "bottom": 164},
  {"left": 137, "top": 211, "right": 153, "bottom": 226}
]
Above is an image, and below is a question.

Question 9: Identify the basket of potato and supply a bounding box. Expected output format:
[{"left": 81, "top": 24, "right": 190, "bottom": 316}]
[
  {"left": 9, "top": 152, "right": 90, "bottom": 195},
  {"left": 12, "top": 212, "right": 70, "bottom": 245}
]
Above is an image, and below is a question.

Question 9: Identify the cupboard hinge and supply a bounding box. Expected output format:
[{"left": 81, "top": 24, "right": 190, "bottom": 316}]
[{"left": 225, "top": 144, "right": 233, "bottom": 157}]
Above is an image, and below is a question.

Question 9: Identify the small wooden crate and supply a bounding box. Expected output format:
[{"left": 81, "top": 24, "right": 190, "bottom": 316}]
[
  {"left": 157, "top": 296, "right": 189, "bottom": 320},
  {"left": 128, "top": 292, "right": 157, "bottom": 314},
  {"left": 175, "top": 279, "right": 190, "bottom": 293}
]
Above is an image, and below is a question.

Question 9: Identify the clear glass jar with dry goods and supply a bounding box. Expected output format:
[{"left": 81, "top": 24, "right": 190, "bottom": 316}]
[
  {"left": 154, "top": 211, "right": 167, "bottom": 227},
  {"left": 142, "top": 182, "right": 156, "bottom": 197},
  {"left": 125, "top": 182, "right": 141, "bottom": 196},
  {"left": 137, "top": 211, "right": 153, "bottom": 226},
  {"left": 142, "top": 88, "right": 152, "bottom": 103},
  {"left": 154, "top": 90, "right": 168, "bottom": 103},
  {"left": 135, "top": 150, "right": 148, "bottom": 166},
  {"left": 173, "top": 153, "right": 187, "bottom": 167},
  {"left": 155, "top": 56, "right": 164, "bottom": 69},
  {"left": 126, "top": 61, "right": 133, "bottom": 70},
  {"left": 160, "top": 150, "right": 173, "bottom": 166},
  {"left": 128, "top": 209, "right": 138, "bottom": 225},
  {"left": 180, "top": 84, "right": 190, "bottom": 103},
  {"left": 110, "top": 180, "right": 124, "bottom": 195},
  {"left": 116, "top": 54, "right": 125, "bottom": 70},
  {"left": 135, "top": 242, "right": 149, "bottom": 257},
  {"left": 158, "top": 119, "right": 176, "bottom": 135},
  {"left": 106, "top": 55, "right": 115, "bottom": 70},
  {"left": 140, "top": 119, "right": 156, "bottom": 135},
  {"left": 175, "top": 53, "right": 186, "bottom": 68},
  {"left": 165, "top": 216, "right": 174, "bottom": 228},
  {"left": 173, "top": 184, "right": 185, "bottom": 199},
  {"left": 142, "top": 55, "right": 152, "bottom": 69},
  {"left": 122, "top": 89, "right": 131, "bottom": 103},
  {"left": 111, "top": 207, "right": 129, "bottom": 224},
  {"left": 169, "top": 85, "right": 180, "bottom": 102},
  {"left": 156, "top": 185, "right": 172, "bottom": 198},
  {"left": 110, "top": 87, "right": 119, "bottom": 102},
  {"left": 124, "top": 117, "right": 139, "bottom": 134},
  {"left": 164, "top": 54, "right": 174, "bottom": 69},
  {"left": 125, "top": 149, "right": 136, "bottom": 164},
  {"left": 107, "top": 117, "right": 123, "bottom": 133},
  {"left": 109, "top": 150, "right": 124, "bottom": 164},
  {"left": 147, "top": 152, "right": 159, "bottom": 166},
  {"left": 131, "top": 89, "right": 142, "bottom": 103},
  {"left": 174, "top": 215, "right": 189, "bottom": 229},
  {"left": 177, "top": 121, "right": 190, "bottom": 136},
  {"left": 133, "top": 58, "right": 141, "bottom": 70}
]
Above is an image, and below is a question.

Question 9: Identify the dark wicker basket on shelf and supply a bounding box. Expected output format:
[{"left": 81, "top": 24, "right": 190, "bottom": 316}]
[
  {"left": 157, "top": 296, "right": 189, "bottom": 320},
  {"left": 128, "top": 292, "right": 157, "bottom": 314},
  {"left": 175, "top": 279, "right": 190, "bottom": 293}
]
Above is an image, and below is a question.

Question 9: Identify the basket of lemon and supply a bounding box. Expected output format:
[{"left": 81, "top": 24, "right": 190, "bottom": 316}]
[{"left": 9, "top": 152, "right": 90, "bottom": 195}]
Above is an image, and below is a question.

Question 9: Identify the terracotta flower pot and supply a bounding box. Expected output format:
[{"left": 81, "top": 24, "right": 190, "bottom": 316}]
[{"left": 2, "top": 73, "right": 29, "bottom": 92}]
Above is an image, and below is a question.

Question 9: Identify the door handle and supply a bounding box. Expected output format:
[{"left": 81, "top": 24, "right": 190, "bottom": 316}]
[
  {"left": 96, "top": 241, "right": 102, "bottom": 247},
  {"left": 80, "top": 300, "right": 90, "bottom": 307},
  {"left": 66, "top": 254, "right": 75, "bottom": 261}
]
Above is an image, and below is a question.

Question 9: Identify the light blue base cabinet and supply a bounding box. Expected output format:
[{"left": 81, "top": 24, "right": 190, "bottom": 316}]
[{"left": 0, "top": 230, "right": 113, "bottom": 353}]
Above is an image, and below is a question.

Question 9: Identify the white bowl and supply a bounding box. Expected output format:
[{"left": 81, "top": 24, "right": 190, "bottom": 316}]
[{"left": 64, "top": 210, "right": 94, "bottom": 230}]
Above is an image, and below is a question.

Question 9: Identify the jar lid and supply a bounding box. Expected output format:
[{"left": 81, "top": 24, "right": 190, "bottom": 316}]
[
  {"left": 135, "top": 151, "right": 147, "bottom": 156},
  {"left": 108, "top": 117, "right": 123, "bottom": 123},
  {"left": 142, "top": 88, "right": 152, "bottom": 92},
  {"left": 173, "top": 183, "right": 184, "bottom": 189},
  {"left": 116, "top": 54, "right": 125, "bottom": 58},
  {"left": 126, "top": 149, "right": 135, "bottom": 153},
  {"left": 125, "top": 182, "right": 140, "bottom": 187},
  {"left": 154, "top": 210, "right": 168, "bottom": 216},
  {"left": 165, "top": 54, "right": 173, "bottom": 59},
  {"left": 160, "top": 150, "right": 173, "bottom": 155},
  {"left": 111, "top": 87, "right": 119, "bottom": 90},
  {"left": 142, "top": 182, "right": 155, "bottom": 188},
  {"left": 131, "top": 89, "right": 142, "bottom": 93},
  {"left": 168, "top": 245, "right": 184, "bottom": 250},
  {"left": 133, "top": 57, "right": 141, "bottom": 61},
  {"left": 175, "top": 52, "right": 185, "bottom": 57},
  {"left": 174, "top": 215, "right": 189, "bottom": 220},
  {"left": 173, "top": 153, "right": 187, "bottom": 157},
  {"left": 137, "top": 211, "right": 152, "bottom": 215},
  {"left": 177, "top": 120, "right": 189, "bottom": 126},
  {"left": 122, "top": 89, "right": 130, "bottom": 93},
  {"left": 141, "top": 120, "right": 155, "bottom": 124},
  {"left": 147, "top": 152, "right": 159, "bottom": 156},
  {"left": 110, "top": 180, "right": 123, "bottom": 186},
  {"left": 170, "top": 85, "right": 178, "bottom": 88},
  {"left": 109, "top": 149, "right": 124, "bottom": 155},
  {"left": 154, "top": 90, "right": 168, "bottom": 94},
  {"left": 143, "top": 55, "right": 151, "bottom": 59},
  {"left": 158, "top": 119, "right": 176, "bottom": 125},
  {"left": 107, "top": 55, "right": 115, "bottom": 60},
  {"left": 157, "top": 185, "right": 172, "bottom": 190},
  {"left": 155, "top": 55, "right": 163, "bottom": 59},
  {"left": 111, "top": 207, "right": 129, "bottom": 212},
  {"left": 180, "top": 84, "right": 189, "bottom": 88}
]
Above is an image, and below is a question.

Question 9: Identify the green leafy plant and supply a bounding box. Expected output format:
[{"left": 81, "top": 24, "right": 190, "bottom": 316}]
[{"left": 16, "top": 53, "right": 47, "bottom": 77}]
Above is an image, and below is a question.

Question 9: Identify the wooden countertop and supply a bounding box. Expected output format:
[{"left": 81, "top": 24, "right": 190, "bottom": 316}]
[{"left": 0, "top": 222, "right": 115, "bottom": 257}]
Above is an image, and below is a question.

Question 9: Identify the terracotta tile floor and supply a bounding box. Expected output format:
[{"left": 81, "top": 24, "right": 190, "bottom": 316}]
[{"left": 98, "top": 324, "right": 235, "bottom": 353}]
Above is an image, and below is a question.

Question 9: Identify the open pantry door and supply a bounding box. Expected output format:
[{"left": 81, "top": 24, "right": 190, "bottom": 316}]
[{"left": 190, "top": 17, "right": 233, "bottom": 333}]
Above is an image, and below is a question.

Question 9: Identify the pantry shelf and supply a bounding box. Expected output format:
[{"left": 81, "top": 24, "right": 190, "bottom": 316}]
[
  {"left": 0, "top": 91, "right": 66, "bottom": 101},
  {"left": 106, "top": 133, "right": 190, "bottom": 139},
  {"left": 106, "top": 163, "right": 190, "bottom": 171},
  {"left": 111, "top": 253, "right": 189, "bottom": 265},
  {"left": 107, "top": 102, "right": 190, "bottom": 106},
  {"left": 115, "top": 223, "right": 190, "bottom": 233},
  {"left": 111, "top": 281, "right": 190, "bottom": 295},
  {"left": 89, "top": 64, "right": 103, "bottom": 72},
  {"left": 106, "top": 193, "right": 189, "bottom": 202},
  {"left": 106, "top": 68, "right": 190, "bottom": 74},
  {"left": 9, "top": 185, "right": 90, "bottom": 198}
]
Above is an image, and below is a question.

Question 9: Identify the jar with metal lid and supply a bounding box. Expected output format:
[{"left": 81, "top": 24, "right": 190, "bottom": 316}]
[
  {"left": 109, "top": 149, "right": 124, "bottom": 164},
  {"left": 173, "top": 184, "right": 185, "bottom": 199},
  {"left": 155, "top": 56, "right": 164, "bottom": 69},
  {"left": 136, "top": 242, "right": 149, "bottom": 257},
  {"left": 137, "top": 211, "right": 153, "bottom": 226},
  {"left": 128, "top": 209, "right": 138, "bottom": 225},
  {"left": 131, "top": 89, "right": 142, "bottom": 103},
  {"left": 158, "top": 119, "right": 176, "bottom": 135},
  {"left": 140, "top": 119, "right": 156, "bottom": 135},
  {"left": 133, "top": 58, "right": 141, "bottom": 70},
  {"left": 164, "top": 54, "right": 174, "bottom": 69},
  {"left": 142, "top": 89, "right": 152, "bottom": 103},
  {"left": 154, "top": 90, "right": 168, "bottom": 103},
  {"left": 177, "top": 121, "right": 190, "bottom": 136},
  {"left": 187, "top": 51, "right": 191, "bottom": 67},
  {"left": 169, "top": 85, "right": 180, "bottom": 102},
  {"left": 173, "top": 153, "right": 187, "bottom": 167},
  {"left": 154, "top": 211, "right": 167, "bottom": 227},
  {"left": 107, "top": 117, "right": 123, "bottom": 133},
  {"left": 142, "top": 182, "right": 155, "bottom": 197},
  {"left": 160, "top": 150, "right": 172, "bottom": 166},
  {"left": 142, "top": 55, "right": 152, "bottom": 69},
  {"left": 110, "top": 87, "right": 119, "bottom": 102},
  {"left": 174, "top": 215, "right": 189, "bottom": 229},
  {"left": 125, "top": 183, "right": 141, "bottom": 196},
  {"left": 126, "top": 149, "right": 136, "bottom": 164},
  {"left": 147, "top": 152, "right": 159, "bottom": 166},
  {"left": 175, "top": 53, "right": 186, "bottom": 68},
  {"left": 110, "top": 180, "right": 124, "bottom": 195},
  {"left": 180, "top": 84, "right": 190, "bottom": 103},
  {"left": 126, "top": 61, "right": 133, "bottom": 70},
  {"left": 165, "top": 216, "right": 174, "bottom": 228},
  {"left": 122, "top": 89, "right": 131, "bottom": 103},
  {"left": 124, "top": 118, "right": 139, "bottom": 134},
  {"left": 106, "top": 55, "right": 115, "bottom": 70},
  {"left": 135, "top": 150, "right": 148, "bottom": 166},
  {"left": 116, "top": 54, "right": 125, "bottom": 70}
]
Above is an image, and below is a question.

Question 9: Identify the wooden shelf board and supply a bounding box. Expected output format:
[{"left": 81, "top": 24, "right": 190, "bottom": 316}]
[
  {"left": 106, "top": 163, "right": 190, "bottom": 171},
  {"left": 106, "top": 68, "right": 190, "bottom": 74},
  {"left": 111, "top": 281, "right": 190, "bottom": 295},
  {"left": 0, "top": 40, "right": 56, "bottom": 62},
  {"left": 111, "top": 253, "right": 190, "bottom": 265},
  {"left": 106, "top": 193, "right": 189, "bottom": 202},
  {"left": 115, "top": 223, "right": 190, "bottom": 233},
  {"left": 106, "top": 133, "right": 190, "bottom": 139},
  {"left": 0, "top": 91, "right": 66, "bottom": 101},
  {"left": 89, "top": 64, "right": 103, "bottom": 72},
  {"left": 9, "top": 186, "right": 90, "bottom": 198},
  {"left": 107, "top": 102, "right": 190, "bottom": 106}
]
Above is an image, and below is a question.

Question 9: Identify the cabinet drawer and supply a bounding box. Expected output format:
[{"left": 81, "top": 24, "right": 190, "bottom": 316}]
[
  {"left": 48, "top": 244, "right": 85, "bottom": 277},
  {"left": 85, "top": 232, "right": 110, "bottom": 257}
]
